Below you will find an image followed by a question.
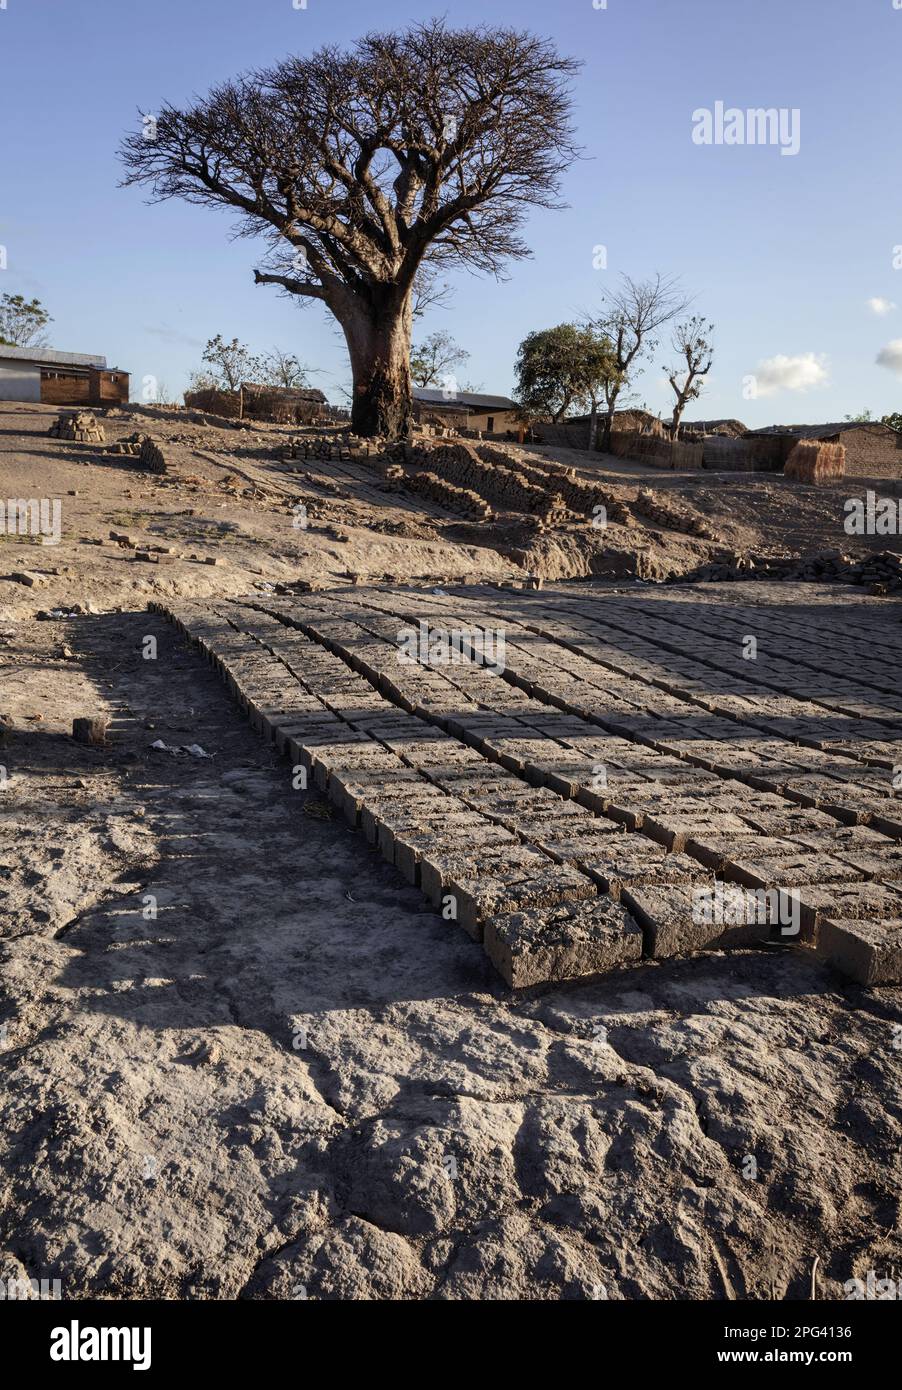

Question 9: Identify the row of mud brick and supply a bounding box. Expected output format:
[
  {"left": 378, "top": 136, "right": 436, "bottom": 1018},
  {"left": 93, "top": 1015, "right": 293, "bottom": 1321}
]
[
  {"left": 383, "top": 586, "right": 902, "bottom": 832},
  {"left": 264, "top": 587, "right": 902, "bottom": 984},
  {"left": 155, "top": 589, "right": 902, "bottom": 986},
  {"left": 681, "top": 549, "right": 902, "bottom": 594},
  {"left": 154, "top": 599, "right": 644, "bottom": 986},
  {"left": 276, "top": 432, "right": 712, "bottom": 541},
  {"left": 106, "top": 431, "right": 168, "bottom": 473}
]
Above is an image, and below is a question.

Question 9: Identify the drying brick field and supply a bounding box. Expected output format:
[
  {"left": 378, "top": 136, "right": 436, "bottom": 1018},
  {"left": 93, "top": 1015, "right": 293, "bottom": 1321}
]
[{"left": 2, "top": 403, "right": 902, "bottom": 1302}]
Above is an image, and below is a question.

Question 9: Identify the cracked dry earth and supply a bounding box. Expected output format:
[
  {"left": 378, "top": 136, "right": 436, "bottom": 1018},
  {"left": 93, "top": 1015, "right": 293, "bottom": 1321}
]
[{"left": 2, "top": 592, "right": 902, "bottom": 1301}]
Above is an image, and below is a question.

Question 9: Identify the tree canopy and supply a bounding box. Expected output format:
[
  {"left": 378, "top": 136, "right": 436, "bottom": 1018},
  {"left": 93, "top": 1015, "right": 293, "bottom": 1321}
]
[
  {"left": 514, "top": 323, "right": 620, "bottom": 425},
  {"left": 120, "top": 20, "right": 580, "bottom": 435},
  {"left": 0, "top": 294, "right": 53, "bottom": 348}
]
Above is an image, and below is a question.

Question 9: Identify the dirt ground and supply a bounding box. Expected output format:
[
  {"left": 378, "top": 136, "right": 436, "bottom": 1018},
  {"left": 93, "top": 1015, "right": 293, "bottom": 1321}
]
[{"left": 1, "top": 402, "right": 901, "bottom": 1301}]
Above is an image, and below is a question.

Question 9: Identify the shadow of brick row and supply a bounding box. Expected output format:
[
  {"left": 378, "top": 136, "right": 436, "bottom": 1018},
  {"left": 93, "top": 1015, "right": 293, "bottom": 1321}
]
[{"left": 151, "top": 600, "right": 649, "bottom": 987}]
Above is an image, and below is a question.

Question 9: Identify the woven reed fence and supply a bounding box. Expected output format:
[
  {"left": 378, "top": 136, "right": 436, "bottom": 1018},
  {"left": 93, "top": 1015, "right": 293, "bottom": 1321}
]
[{"left": 609, "top": 430, "right": 704, "bottom": 470}]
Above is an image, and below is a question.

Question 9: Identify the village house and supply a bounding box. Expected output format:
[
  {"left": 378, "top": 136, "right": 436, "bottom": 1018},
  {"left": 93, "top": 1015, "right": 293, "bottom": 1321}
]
[
  {"left": 412, "top": 386, "right": 519, "bottom": 435},
  {"left": 0, "top": 345, "right": 129, "bottom": 407},
  {"left": 746, "top": 421, "right": 902, "bottom": 475}
]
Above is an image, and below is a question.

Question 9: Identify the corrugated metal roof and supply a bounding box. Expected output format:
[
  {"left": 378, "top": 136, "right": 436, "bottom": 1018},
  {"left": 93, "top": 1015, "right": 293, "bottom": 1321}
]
[
  {"left": 413, "top": 387, "right": 516, "bottom": 411},
  {"left": 0, "top": 345, "right": 108, "bottom": 369}
]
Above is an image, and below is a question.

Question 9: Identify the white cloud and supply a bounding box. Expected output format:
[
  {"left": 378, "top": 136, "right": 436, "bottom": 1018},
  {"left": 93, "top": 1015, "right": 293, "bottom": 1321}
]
[
  {"left": 751, "top": 352, "right": 829, "bottom": 397},
  {"left": 876, "top": 339, "right": 902, "bottom": 377},
  {"left": 867, "top": 297, "right": 896, "bottom": 316}
]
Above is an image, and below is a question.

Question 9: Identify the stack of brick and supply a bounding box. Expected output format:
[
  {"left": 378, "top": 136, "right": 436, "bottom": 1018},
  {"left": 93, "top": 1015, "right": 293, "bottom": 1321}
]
[
  {"left": 404, "top": 469, "right": 494, "bottom": 521},
  {"left": 108, "top": 430, "right": 143, "bottom": 456},
  {"left": 48, "top": 411, "right": 105, "bottom": 443},
  {"left": 282, "top": 435, "right": 377, "bottom": 461},
  {"left": 106, "top": 431, "right": 166, "bottom": 472},
  {"left": 138, "top": 435, "right": 167, "bottom": 474},
  {"left": 632, "top": 488, "right": 715, "bottom": 539}
]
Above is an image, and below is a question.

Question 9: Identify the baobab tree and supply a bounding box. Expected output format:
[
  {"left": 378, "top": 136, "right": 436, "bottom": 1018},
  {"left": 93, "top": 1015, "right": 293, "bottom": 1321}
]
[
  {"left": 665, "top": 315, "right": 714, "bottom": 438},
  {"left": 119, "top": 21, "right": 580, "bottom": 437}
]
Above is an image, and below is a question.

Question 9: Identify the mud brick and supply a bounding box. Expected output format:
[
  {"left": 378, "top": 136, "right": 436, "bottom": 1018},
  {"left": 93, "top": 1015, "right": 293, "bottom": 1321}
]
[
  {"left": 272, "top": 719, "right": 337, "bottom": 756},
  {"left": 530, "top": 760, "right": 594, "bottom": 797},
  {"left": 795, "top": 825, "right": 889, "bottom": 854},
  {"left": 337, "top": 783, "right": 443, "bottom": 828},
  {"left": 301, "top": 742, "right": 376, "bottom": 789},
  {"left": 450, "top": 862, "right": 596, "bottom": 941},
  {"left": 484, "top": 898, "right": 643, "bottom": 987},
  {"left": 781, "top": 774, "right": 859, "bottom": 810},
  {"left": 431, "top": 770, "right": 513, "bottom": 794},
  {"left": 687, "top": 834, "right": 802, "bottom": 871},
  {"left": 817, "top": 918, "right": 902, "bottom": 985},
  {"left": 344, "top": 784, "right": 439, "bottom": 834},
  {"left": 379, "top": 806, "right": 503, "bottom": 854},
  {"left": 393, "top": 821, "right": 515, "bottom": 884},
  {"left": 838, "top": 844, "right": 902, "bottom": 880},
  {"left": 355, "top": 789, "right": 447, "bottom": 828},
  {"left": 591, "top": 789, "right": 657, "bottom": 828},
  {"left": 533, "top": 825, "right": 627, "bottom": 867},
  {"left": 736, "top": 807, "right": 837, "bottom": 837},
  {"left": 584, "top": 839, "right": 701, "bottom": 896},
  {"left": 491, "top": 795, "right": 591, "bottom": 829},
  {"left": 451, "top": 784, "right": 548, "bottom": 814},
  {"left": 729, "top": 851, "right": 864, "bottom": 891},
  {"left": 798, "top": 882, "right": 902, "bottom": 942},
  {"left": 869, "top": 807, "right": 902, "bottom": 840},
  {"left": 623, "top": 881, "right": 770, "bottom": 958},
  {"left": 379, "top": 733, "right": 450, "bottom": 758},
  {"left": 420, "top": 843, "right": 541, "bottom": 909},
  {"left": 642, "top": 810, "right": 750, "bottom": 852}
]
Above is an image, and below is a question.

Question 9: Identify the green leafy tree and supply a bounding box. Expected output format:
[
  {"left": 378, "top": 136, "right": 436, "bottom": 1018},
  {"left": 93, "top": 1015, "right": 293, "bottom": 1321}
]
[
  {"left": 881, "top": 411, "right": 902, "bottom": 432},
  {"left": 514, "top": 323, "right": 621, "bottom": 446},
  {"left": 0, "top": 294, "right": 53, "bottom": 348}
]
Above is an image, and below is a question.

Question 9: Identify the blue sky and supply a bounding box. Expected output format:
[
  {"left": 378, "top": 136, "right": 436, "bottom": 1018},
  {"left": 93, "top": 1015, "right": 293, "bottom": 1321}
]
[{"left": 1, "top": 0, "right": 901, "bottom": 424}]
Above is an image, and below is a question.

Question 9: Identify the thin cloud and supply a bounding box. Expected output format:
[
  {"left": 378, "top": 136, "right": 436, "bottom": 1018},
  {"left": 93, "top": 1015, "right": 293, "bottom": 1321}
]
[
  {"left": 752, "top": 352, "right": 829, "bottom": 396},
  {"left": 867, "top": 297, "right": 896, "bottom": 316},
  {"left": 144, "top": 324, "right": 204, "bottom": 348},
  {"left": 876, "top": 339, "right": 902, "bottom": 377}
]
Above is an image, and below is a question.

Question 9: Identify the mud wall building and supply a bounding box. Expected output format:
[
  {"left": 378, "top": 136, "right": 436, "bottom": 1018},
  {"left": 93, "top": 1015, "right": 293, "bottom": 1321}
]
[{"left": 0, "top": 346, "right": 129, "bottom": 406}]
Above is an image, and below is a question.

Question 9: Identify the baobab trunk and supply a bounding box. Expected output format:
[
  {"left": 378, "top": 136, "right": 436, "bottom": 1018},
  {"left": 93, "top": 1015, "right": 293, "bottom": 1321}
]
[{"left": 342, "top": 291, "right": 414, "bottom": 438}]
